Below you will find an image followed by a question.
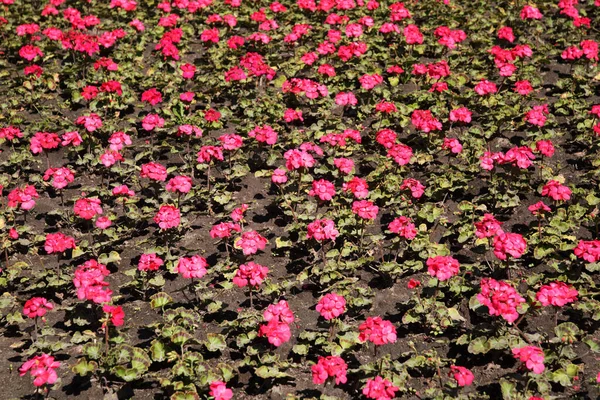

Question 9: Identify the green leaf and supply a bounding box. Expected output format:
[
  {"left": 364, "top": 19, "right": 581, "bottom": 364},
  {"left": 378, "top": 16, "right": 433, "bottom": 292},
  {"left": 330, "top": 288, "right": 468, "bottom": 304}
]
[
  {"left": 205, "top": 333, "right": 227, "bottom": 352},
  {"left": 150, "top": 292, "right": 173, "bottom": 309},
  {"left": 150, "top": 340, "right": 166, "bottom": 362},
  {"left": 72, "top": 358, "right": 97, "bottom": 376}
]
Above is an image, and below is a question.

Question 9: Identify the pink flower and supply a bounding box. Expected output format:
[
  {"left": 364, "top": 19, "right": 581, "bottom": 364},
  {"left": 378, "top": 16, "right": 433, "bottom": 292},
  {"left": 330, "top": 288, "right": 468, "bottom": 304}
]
[
  {"left": 363, "top": 376, "right": 399, "bottom": 400},
  {"left": 535, "top": 140, "right": 554, "bottom": 157},
  {"left": 408, "top": 279, "right": 421, "bottom": 289},
  {"left": 388, "top": 216, "right": 417, "bottom": 239},
  {"left": 284, "top": 149, "right": 315, "bottom": 170},
  {"left": 411, "top": 110, "right": 442, "bottom": 132},
  {"left": 359, "top": 73, "right": 383, "bottom": 90},
  {"left": 166, "top": 176, "right": 192, "bottom": 194},
  {"left": 219, "top": 134, "right": 244, "bottom": 150},
  {"left": 231, "top": 204, "right": 249, "bottom": 222},
  {"left": 176, "top": 255, "right": 208, "bottom": 279},
  {"left": 528, "top": 201, "right": 551, "bottom": 215},
  {"left": 387, "top": 143, "right": 413, "bottom": 166},
  {"left": 478, "top": 278, "right": 525, "bottom": 323},
  {"left": 307, "top": 219, "right": 339, "bottom": 242},
  {"left": 536, "top": 282, "right": 578, "bottom": 307},
  {"left": 400, "top": 178, "right": 425, "bottom": 199},
  {"left": 233, "top": 262, "right": 269, "bottom": 287},
  {"left": 74, "top": 197, "right": 103, "bottom": 220},
  {"left": 442, "top": 138, "right": 463, "bottom": 154},
  {"left": 316, "top": 293, "right": 346, "bottom": 320},
  {"left": 75, "top": 113, "right": 103, "bottom": 132},
  {"left": 108, "top": 131, "right": 131, "bottom": 152},
  {"left": 541, "top": 180, "right": 571, "bottom": 201},
  {"left": 236, "top": 231, "right": 268, "bottom": 255},
  {"left": 309, "top": 179, "right": 336, "bottom": 201},
  {"left": 426, "top": 256, "right": 460, "bottom": 281},
  {"left": 514, "top": 80, "right": 533, "bottom": 95},
  {"left": 264, "top": 300, "right": 294, "bottom": 324},
  {"left": 44, "top": 232, "right": 76, "bottom": 254},
  {"left": 493, "top": 232, "right": 527, "bottom": 260},
  {"left": 95, "top": 216, "right": 112, "bottom": 229},
  {"left": 474, "top": 79, "right": 498, "bottom": 95},
  {"left": 520, "top": 5, "right": 543, "bottom": 20},
  {"left": 154, "top": 205, "right": 181, "bottom": 229},
  {"left": 23, "top": 297, "right": 53, "bottom": 319},
  {"left": 30, "top": 132, "right": 60, "bottom": 154},
  {"left": 19, "top": 354, "right": 60, "bottom": 387},
  {"left": 498, "top": 26, "right": 515, "bottom": 42},
  {"left": 343, "top": 177, "right": 369, "bottom": 199},
  {"left": 450, "top": 366, "right": 474, "bottom": 387},
  {"left": 141, "top": 114, "right": 165, "bottom": 131},
  {"left": 404, "top": 24, "right": 423, "bottom": 44},
  {"left": 7, "top": 185, "right": 39, "bottom": 210},
  {"left": 210, "top": 222, "right": 241, "bottom": 239},
  {"left": 525, "top": 105, "right": 549, "bottom": 127},
  {"left": 248, "top": 125, "right": 278, "bottom": 145},
  {"left": 138, "top": 253, "right": 164, "bottom": 272},
  {"left": 312, "top": 356, "right": 348, "bottom": 385},
  {"left": 258, "top": 320, "right": 291, "bottom": 347},
  {"left": 352, "top": 200, "right": 379, "bottom": 220},
  {"left": 574, "top": 240, "right": 600, "bottom": 263},
  {"left": 61, "top": 131, "right": 83, "bottom": 147},
  {"left": 197, "top": 146, "right": 224, "bottom": 163},
  {"left": 43, "top": 167, "right": 75, "bottom": 190},
  {"left": 475, "top": 214, "right": 503, "bottom": 238},
  {"left": 358, "top": 316, "right": 397, "bottom": 345},
  {"left": 334, "top": 158, "right": 354, "bottom": 174},
  {"left": 271, "top": 168, "right": 288, "bottom": 184},
  {"left": 141, "top": 88, "right": 162, "bottom": 105},
  {"left": 103, "top": 304, "right": 125, "bottom": 327},
  {"left": 512, "top": 346, "right": 545, "bottom": 374},
  {"left": 209, "top": 381, "right": 233, "bottom": 400},
  {"left": 501, "top": 146, "right": 535, "bottom": 169},
  {"left": 180, "top": 63, "right": 196, "bottom": 79},
  {"left": 112, "top": 185, "right": 135, "bottom": 197},
  {"left": 449, "top": 107, "right": 472, "bottom": 124},
  {"left": 335, "top": 92, "right": 357, "bottom": 106},
  {"left": 140, "top": 162, "right": 167, "bottom": 182}
]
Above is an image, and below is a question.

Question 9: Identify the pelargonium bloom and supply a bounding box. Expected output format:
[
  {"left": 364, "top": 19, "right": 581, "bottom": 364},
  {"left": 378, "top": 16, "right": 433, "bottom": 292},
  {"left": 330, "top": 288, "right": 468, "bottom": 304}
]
[
  {"left": 541, "top": 180, "right": 571, "bottom": 201},
  {"left": 19, "top": 354, "right": 60, "bottom": 387},
  {"left": 264, "top": 300, "right": 294, "bottom": 324},
  {"left": 236, "top": 230, "right": 268, "bottom": 255},
  {"left": 209, "top": 381, "right": 233, "bottom": 400},
  {"left": 73, "top": 197, "right": 103, "bottom": 220},
  {"left": 44, "top": 232, "right": 76, "bottom": 254},
  {"left": 316, "top": 293, "right": 346, "bottom": 320},
  {"left": 512, "top": 346, "right": 545, "bottom": 374},
  {"left": 536, "top": 282, "right": 578, "bottom": 307},
  {"left": 258, "top": 320, "right": 291, "bottom": 347},
  {"left": 478, "top": 278, "right": 525, "bottom": 323},
  {"left": 307, "top": 219, "right": 339, "bottom": 241},
  {"left": 102, "top": 304, "right": 125, "bottom": 327},
  {"left": 176, "top": 255, "right": 208, "bottom": 279},
  {"left": 450, "top": 366, "right": 474, "bottom": 387},
  {"left": 358, "top": 316, "right": 397, "bottom": 345},
  {"left": 154, "top": 205, "right": 180, "bottom": 229},
  {"left": 474, "top": 214, "right": 503, "bottom": 238},
  {"left": 233, "top": 262, "right": 269, "bottom": 287},
  {"left": 574, "top": 240, "right": 600, "bottom": 263},
  {"left": 138, "top": 253, "right": 164, "bottom": 272},
  {"left": 493, "top": 232, "right": 527, "bottom": 260},
  {"left": 363, "top": 376, "right": 399, "bottom": 400},
  {"left": 23, "top": 297, "right": 53, "bottom": 319},
  {"left": 309, "top": 179, "right": 336, "bottom": 201},
  {"left": 388, "top": 216, "right": 417, "bottom": 239},
  {"left": 426, "top": 256, "right": 460, "bottom": 281},
  {"left": 352, "top": 200, "right": 379, "bottom": 220},
  {"left": 312, "top": 356, "right": 348, "bottom": 385}
]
